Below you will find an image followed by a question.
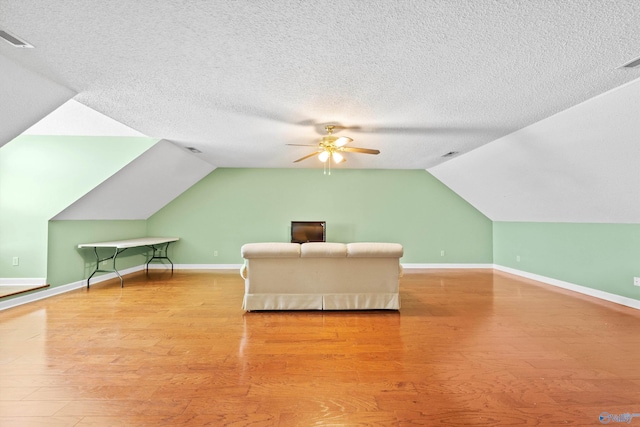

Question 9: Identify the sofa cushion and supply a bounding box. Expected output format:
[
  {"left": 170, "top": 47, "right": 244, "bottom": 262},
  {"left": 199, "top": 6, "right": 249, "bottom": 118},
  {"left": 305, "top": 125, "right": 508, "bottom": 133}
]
[
  {"left": 300, "top": 242, "right": 347, "bottom": 258},
  {"left": 241, "top": 242, "right": 301, "bottom": 258},
  {"left": 346, "top": 242, "right": 404, "bottom": 258}
]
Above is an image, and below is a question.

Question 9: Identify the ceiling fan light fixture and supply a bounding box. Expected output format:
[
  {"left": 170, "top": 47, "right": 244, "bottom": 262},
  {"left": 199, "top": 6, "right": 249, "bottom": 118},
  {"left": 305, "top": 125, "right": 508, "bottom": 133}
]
[
  {"left": 332, "top": 152, "right": 344, "bottom": 163},
  {"left": 318, "top": 150, "right": 330, "bottom": 162},
  {"left": 287, "top": 123, "right": 379, "bottom": 168}
]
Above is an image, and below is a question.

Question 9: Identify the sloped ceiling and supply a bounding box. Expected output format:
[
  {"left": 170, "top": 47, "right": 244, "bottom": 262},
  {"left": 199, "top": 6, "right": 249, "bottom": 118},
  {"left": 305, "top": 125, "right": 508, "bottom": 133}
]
[
  {"left": 430, "top": 78, "right": 640, "bottom": 223},
  {"left": 53, "top": 139, "right": 215, "bottom": 220},
  {"left": 1, "top": 1, "right": 640, "bottom": 223},
  {"left": 22, "top": 99, "right": 146, "bottom": 137},
  {"left": 16, "top": 100, "right": 216, "bottom": 221},
  {"left": 0, "top": 55, "right": 74, "bottom": 147}
]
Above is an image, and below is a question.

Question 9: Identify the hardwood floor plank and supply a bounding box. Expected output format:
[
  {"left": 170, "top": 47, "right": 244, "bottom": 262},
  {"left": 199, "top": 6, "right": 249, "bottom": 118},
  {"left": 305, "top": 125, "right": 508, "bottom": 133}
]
[
  {"left": 54, "top": 398, "right": 192, "bottom": 417},
  {"left": 24, "top": 385, "right": 159, "bottom": 401},
  {"left": 279, "top": 411, "right": 398, "bottom": 427},
  {"left": 1, "top": 269, "right": 639, "bottom": 426},
  {"left": 0, "top": 387, "right": 40, "bottom": 401},
  {"left": 0, "top": 416, "right": 82, "bottom": 427},
  {"left": 0, "top": 400, "right": 70, "bottom": 417}
]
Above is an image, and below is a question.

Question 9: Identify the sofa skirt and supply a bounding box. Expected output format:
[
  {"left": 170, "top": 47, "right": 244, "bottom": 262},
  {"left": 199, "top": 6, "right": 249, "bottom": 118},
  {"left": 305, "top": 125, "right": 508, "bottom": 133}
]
[{"left": 243, "top": 293, "right": 400, "bottom": 311}]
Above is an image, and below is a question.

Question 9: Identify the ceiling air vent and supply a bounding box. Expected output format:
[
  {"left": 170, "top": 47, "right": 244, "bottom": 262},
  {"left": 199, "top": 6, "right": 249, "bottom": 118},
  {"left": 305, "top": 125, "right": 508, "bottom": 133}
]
[
  {"left": 185, "top": 147, "right": 202, "bottom": 154},
  {"left": 441, "top": 151, "right": 459, "bottom": 158},
  {"left": 0, "top": 29, "right": 34, "bottom": 48},
  {"left": 618, "top": 55, "right": 640, "bottom": 69}
]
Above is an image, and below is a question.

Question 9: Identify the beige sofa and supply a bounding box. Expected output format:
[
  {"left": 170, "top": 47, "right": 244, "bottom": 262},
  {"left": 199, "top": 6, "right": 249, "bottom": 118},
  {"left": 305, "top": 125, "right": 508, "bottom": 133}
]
[{"left": 240, "top": 242, "right": 403, "bottom": 311}]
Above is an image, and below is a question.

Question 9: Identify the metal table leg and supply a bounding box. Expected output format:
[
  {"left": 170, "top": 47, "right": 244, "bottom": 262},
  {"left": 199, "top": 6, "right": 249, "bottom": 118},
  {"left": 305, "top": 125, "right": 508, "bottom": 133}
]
[
  {"left": 146, "top": 241, "right": 175, "bottom": 272},
  {"left": 86, "top": 247, "right": 125, "bottom": 288}
]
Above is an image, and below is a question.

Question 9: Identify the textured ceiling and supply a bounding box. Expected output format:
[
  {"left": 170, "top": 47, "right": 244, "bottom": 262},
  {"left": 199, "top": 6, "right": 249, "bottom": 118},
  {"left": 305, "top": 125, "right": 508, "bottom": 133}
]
[
  {"left": 2, "top": 0, "right": 640, "bottom": 170},
  {"left": 23, "top": 99, "right": 145, "bottom": 137},
  {"left": 0, "top": 54, "right": 73, "bottom": 146}
]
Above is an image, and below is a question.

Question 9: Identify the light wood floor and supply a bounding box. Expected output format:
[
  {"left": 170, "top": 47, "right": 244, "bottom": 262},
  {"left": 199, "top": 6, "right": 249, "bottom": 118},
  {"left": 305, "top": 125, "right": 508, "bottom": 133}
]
[{"left": 1, "top": 269, "right": 639, "bottom": 426}]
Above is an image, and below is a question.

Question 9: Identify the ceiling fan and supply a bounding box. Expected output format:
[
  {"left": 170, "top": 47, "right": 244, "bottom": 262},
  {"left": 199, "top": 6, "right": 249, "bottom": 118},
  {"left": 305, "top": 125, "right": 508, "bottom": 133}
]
[{"left": 287, "top": 125, "right": 380, "bottom": 166}]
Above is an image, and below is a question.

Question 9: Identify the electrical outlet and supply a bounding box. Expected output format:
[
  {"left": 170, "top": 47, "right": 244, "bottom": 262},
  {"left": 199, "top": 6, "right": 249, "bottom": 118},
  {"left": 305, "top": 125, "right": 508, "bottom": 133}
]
[
  {"left": 12, "top": 256, "right": 19, "bottom": 266},
  {"left": 516, "top": 255, "right": 521, "bottom": 262},
  {"left": 214, "top": 251, "right": 218, "bottom": 257},
  {"left": 440, "top": 250, "right": 445, "bottom": 257},
  {"left": 634, "top": 277, "right": 640, "bottom": 287}
]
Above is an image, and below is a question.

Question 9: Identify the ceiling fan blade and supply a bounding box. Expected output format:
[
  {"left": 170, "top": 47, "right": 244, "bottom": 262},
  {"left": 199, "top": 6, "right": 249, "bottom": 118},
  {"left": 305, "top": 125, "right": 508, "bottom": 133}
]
[
  {"left": 293, "top": 151, "right": 321, "bottom": 163},
  {"left": 334, "top": 136, "right": 353, "bottom": 147},
  {"left": 286, "top": 143, "right": 318, "bottom": 147},
  {"left": 341, "top": 147, "right": 380, "bottom": 155}
]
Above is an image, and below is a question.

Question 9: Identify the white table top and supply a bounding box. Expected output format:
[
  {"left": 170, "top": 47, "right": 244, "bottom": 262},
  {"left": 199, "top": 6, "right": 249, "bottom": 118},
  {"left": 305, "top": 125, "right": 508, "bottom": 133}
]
[{"left": 78, "top": 237, "right": 179, "bottom": 249}]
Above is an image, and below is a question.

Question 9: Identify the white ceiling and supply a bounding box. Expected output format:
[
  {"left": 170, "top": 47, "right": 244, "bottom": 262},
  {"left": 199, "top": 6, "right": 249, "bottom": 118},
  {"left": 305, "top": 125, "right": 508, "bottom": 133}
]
[
  {"left": 53, "top": 139, "right": 215, "bottom": 220},
  {"left": 2, "top": 0, "right": 640, "bottom": 170},
  {"left": 1, "top": 1, "right": 640, "bottom": 223},
  {"left": 431, "top": 78, "right": 640, "bottom": 223},
  {"left": 0, "top": 54, "right": 73, "bottom": 145},
  {"left": 23, "top": 99, "right": 145, "bottom": 137}
]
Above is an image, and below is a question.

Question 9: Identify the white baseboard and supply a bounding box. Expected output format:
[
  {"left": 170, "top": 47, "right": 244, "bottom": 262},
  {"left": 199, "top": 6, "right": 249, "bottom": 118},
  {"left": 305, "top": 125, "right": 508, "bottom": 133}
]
[
  {"left": 0, "top": 280, "right": 84, "bottom": 312},
  {"left": 0, "top": 277, "right": 46, "bottom": 286},
  {"left": 147, "top": 263, "right": 242, "bottom": 270},
  {"left": 402, "top": 263, "right": 493, "bottom": 269},
  {"left": 0, "top": 264, "right": 243, "bottom": 311},
  {"left": 0, "top": 266, "right": 144, "bottom": 312},
  {"left": 494, "top": 264, "right": 640, "bottom": 311}
]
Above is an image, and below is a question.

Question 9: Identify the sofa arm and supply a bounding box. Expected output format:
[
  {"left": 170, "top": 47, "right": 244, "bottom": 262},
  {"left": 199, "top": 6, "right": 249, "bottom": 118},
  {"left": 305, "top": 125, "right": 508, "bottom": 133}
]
[{"left": 240, "top": 261, "right": 248, "bottom": 280}]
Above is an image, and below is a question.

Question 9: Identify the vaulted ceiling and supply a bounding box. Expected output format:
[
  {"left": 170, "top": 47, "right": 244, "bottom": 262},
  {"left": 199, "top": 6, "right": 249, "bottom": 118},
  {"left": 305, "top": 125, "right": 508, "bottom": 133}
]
[{"left": 1, "top": 1, "right": 640, "bottom": 222}]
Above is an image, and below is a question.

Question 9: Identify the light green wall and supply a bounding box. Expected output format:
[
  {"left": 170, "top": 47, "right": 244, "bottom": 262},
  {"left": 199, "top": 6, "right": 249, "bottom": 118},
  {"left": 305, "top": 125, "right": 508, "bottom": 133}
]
[
  {"left": 47, "top": 220, "right": 148, "bottom": 287},
  {"left": 0, "top": 135, "right": 157, "bottom": 279},
  {"left": 146, "top": 168, "right": 493, "bottom": 264},
  {"left": 494, "top": 222, "right": 640, "bottom": 300},
  {"left": 6, "top": 138, "right": 640, "bottom": 307}
]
